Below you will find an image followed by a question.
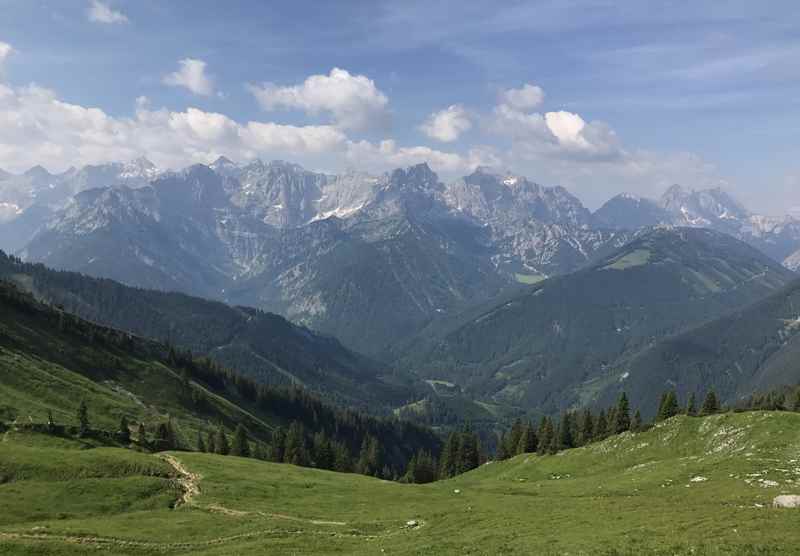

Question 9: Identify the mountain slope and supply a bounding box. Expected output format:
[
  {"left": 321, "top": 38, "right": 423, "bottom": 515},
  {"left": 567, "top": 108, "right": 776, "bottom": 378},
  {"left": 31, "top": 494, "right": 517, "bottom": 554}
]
[
  {"left": 394, "top": 227, "right": 795, "bottom": 414},
  {"left": 0, "top": 279, "right": 440, "bottom": 471},
  {"left": 0, "top": 250, "right": 409, "bottom": 409},
  {"left": 620, "top": 277, "right": 800, "bottom": 413}
]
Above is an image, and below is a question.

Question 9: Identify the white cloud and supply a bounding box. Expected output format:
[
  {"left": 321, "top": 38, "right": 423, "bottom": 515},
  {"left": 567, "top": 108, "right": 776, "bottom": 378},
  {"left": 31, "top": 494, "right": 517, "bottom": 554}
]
[
  {"left": 346, "top": 139, "right": 498, "bottom": 176},
  {"left": 163, "top": 59, "right": 215, "bottom": 96},
  {"left": 420, "top": 104, "right": 472, "bottom": 142},
  {"left": 87, "top": 0, "right": 129, "bottom": 24},
  {"left": 249, "top": 68, "right": 390, "bottom": 131},
  {"left": 0, "top": 83, "right": 347, "bottom": 173},
  {"left": 0, "top": 42, "right": 12, "bottom": 67},
  {"left": 499, "top": 83, "right": 545, "bottom": 110}
]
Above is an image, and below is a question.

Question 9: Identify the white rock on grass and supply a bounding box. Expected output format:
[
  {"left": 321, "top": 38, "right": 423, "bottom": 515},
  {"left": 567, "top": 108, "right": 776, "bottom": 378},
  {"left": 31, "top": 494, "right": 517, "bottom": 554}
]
[
  {"left": 690, "top": 476, "right": 708, "bottom": 483},
  {"left": 773, "top": 495, "right": 800, "bottom": 508}
]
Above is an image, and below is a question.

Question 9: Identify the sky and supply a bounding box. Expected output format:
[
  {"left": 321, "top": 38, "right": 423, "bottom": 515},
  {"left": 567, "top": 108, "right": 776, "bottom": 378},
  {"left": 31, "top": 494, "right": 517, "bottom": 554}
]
[{"left": 0, "top": 1, "right": 799, "bottom": 213}]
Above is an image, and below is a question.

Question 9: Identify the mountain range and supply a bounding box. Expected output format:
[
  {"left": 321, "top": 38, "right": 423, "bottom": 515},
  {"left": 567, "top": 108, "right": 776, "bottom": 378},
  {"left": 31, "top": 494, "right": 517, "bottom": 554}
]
[{"left": 2, "top": 157, "right": 800, "bottom": 360}]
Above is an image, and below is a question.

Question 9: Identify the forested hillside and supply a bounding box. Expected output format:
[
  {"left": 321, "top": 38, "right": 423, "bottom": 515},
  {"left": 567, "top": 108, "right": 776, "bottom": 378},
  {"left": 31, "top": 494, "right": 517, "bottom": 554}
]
[
  {"left": 0, "top": 280, "right": 440, "bottom": 478},
  {"left": 0, "top": 250, "right": 413, "bottom": 409}
]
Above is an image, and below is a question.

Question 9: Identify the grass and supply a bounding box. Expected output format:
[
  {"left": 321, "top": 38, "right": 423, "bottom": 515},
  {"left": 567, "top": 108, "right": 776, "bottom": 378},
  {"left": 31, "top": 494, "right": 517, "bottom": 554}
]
[
  {"left": 1, "top": 411, "right": 799, "bottom": 554},
  {"left": 604, "top": 249, "right": 652, "bottom": 270},
  {"left": 514, "top": 273, "right": 547, "bottom": 285}
]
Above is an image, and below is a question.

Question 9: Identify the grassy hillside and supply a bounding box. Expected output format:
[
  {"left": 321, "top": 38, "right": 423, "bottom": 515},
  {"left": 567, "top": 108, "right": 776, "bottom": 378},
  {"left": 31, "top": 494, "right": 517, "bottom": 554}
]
[
  {"left": 395, "top": 227, "right": 795, "bottom": 416},
  {"left": 0, "top": 250, "right": 412, "bottom": 409},
  {"left": 0, "top": 280, "right": 440, "bottom": 474},
  {"left": 1, "top": 411, "right": 799, "bottom": 554}
]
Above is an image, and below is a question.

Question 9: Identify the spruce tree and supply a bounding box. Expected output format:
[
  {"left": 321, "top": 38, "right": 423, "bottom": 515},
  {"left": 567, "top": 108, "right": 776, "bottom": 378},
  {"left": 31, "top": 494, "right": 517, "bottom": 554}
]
[
  {"left": 578, "top": 409, "right": 594, "bottom": 446},
  {"left": 439, "top": 432, "right": 460, "bottom": 478},
  {"left": 312, "top": 432, "right": 333, "bottom": 469},
  {"left": 137, "top": 423, "right": 148, "bottom": 448},
  {"left": 118, "top": 416, "right": 131, "bottom": 444},
  {"left": 517, "top": 422, "right": 538, "bottom": 454},
  {"left": 270, "top": 427, "right": 286, "bottom": 463},
  {"left": 686, "top": 392, "right": 697, "bottom": 416},
  {"left": 594, "top": 410, "right": 608, "bottom": 440},
  {"left": 631, "top": 409, "right": 642, "bottom": 432},
  {"left": 196, "top": 431, "right": 206, "bottom": 453},
  {"left": 253, "top": 442, "right": 267, "bottom": 461},
  {"left": 215, "top": 427, "right": 230, "bottom": 455},
  {"left": 614, "top": 392, "right": 631, "bottom": 434},
  {"left": 231, "top": 425, "right": 251, "bottom": 457},
  {"left": 284, "top": 422, "right": 308, "bottom": 466},
  {"left": 457, "top": 427, "right": 480, "bottom": 474},
  {"left": 77, "top": 400, "right": 90, "bottom": 437},
  {"left": 657, "top": 390, "right": 680, "bottom": 421},
  {"left": 496, "top": 432, "right": 510, "bottom": 461},
  {"left": 538, "top": 417, "right": 554, "bottom": 456},
  {"left": 793, "top": 389, "right": 800, "bottom": 412},
  {"left": 701, "top": 391, "right": 720, "bottom": 415},
  {"left": 206, "top": 430, "right": 216, "bottom": 454},
  {"left": 557, "top": 413, "right": 573, "bottom": 450},
  {"left": 508, "top": 419, "right": 524, "bottom": 456},
  {"left": 333, "top": 442, "right": 352, "bottom": 472}
]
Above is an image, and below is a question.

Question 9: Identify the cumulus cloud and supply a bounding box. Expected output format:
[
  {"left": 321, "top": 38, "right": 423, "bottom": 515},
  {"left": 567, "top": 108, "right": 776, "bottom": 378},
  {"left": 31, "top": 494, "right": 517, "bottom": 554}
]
[
  {"left": 248, "top": 68, "right": 390, "bottom": 131},
  {"left": 499, "top": 83, "right": 545, "bottom": 110},
  {"left": 0, "top": 83, "right": 347, "bottom": 173},
  {"left": 163, "top": 59, "right": 215, "bottom": 96},
  {"left": 420, "top": 104, "right": 472, "bottom": 142},
  {"left": 87, "top": 0, "right": 129, "bottom": 24},
  {"left": 0, "top": 42, "right": 12, "bottom": 68},
  {"left": 490, "top": 98, "right": 620, "bottom": 161}
]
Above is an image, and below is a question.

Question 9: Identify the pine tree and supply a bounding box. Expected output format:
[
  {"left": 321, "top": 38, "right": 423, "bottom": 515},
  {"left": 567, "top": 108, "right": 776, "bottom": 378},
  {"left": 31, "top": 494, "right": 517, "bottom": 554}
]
[
  {"left": 206, "top": 430, "right": 216, "bottom": 454},
  {"left": 270, "top": 427, "right": 286, "bottom": 463},
  {"left": 231, "top": 425, "right": 251, "bottom": 457},
  {"left": 686, "top": 392, "right": 697, "bottom": 416},
  {"left": 557, "top": 412, "right": 574, "bottom": 450},
  {"left": 137, "top": 423, "right": 148, "bottom": 448},
  {"left": 577, "top": 409, "right": 594, "bottom": 446},
  {"left": 538, "top": 417, "right": 554, "bottom": 456},
  {"left": 196, "top": 431, "right": 206, "bottom": 453},
  {"left": 517, "top": 421, "right": 538, "bottom": 454},
  {"left": 701, "top": 391, "right": 720, "bottom": 415},
  {"left": 77, "top": 400, "right": 90, "bottom": 437},
  {"left": 594, "top": 410, "right": 608, "bottom": 441},
  {"left": 312, "top": 432, "right": 334, "bottom": 470},
  {"left": 215, "top": 427, "right": 230, "bottom": 455},
  {"left": 614, "top": 392, "right": 631, "bottom": 434},
  {"left": 457, "top": 427, "right": 480, "bottom": 474},
  {"left": 496, "top": 432, "right": 510, "bottom": 461},
  {"left": 284, "top": 422, "right": 308, "bottom": 466},
  {"left": 118, "top": 416, "right": 131, "bottom": 444},
  {"left": 793, "top": 389, "right": 800, "bottom": 412},
  {"left": 155, "top": 421, "right": 176, "bottom": 451},
  {"left": 253, "top": 442, "right": 266, "bottom": 460},
  {"left": 439, "top": 432, "right": 460, "bottom": 478},
  {"left": 333, "top": 442, "right": 352, "bottom": 472},
  {"left": 356, "top": 435, "right": 381, "bottom": 476},
  {"left": 631, "top": 409, "right": 642, "bottom": 432},
  {"left": 657, "top": 390, "right": 680, "bottom": 421},
  {"left": 508, "top": 419, "right": 524, "bottom": 456}
]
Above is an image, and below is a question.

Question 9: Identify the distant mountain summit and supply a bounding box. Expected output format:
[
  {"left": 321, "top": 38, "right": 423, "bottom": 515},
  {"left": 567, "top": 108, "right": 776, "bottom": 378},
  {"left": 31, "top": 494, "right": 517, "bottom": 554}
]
[{"left": 593, "top": 185, "right": 800, "bottom": 264}]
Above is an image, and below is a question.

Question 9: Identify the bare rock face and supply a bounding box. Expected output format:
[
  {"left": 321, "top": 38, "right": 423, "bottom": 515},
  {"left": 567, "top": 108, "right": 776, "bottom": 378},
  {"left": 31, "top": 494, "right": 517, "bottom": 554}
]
[{"left": 773, "top": 495, "right": 800, "bottom": 508}]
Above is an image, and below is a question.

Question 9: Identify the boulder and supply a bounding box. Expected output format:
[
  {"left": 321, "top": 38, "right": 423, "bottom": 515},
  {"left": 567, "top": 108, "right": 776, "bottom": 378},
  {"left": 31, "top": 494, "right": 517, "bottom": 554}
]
[{"left": 773, "top": 495, "right": 800, "bottom": 508}]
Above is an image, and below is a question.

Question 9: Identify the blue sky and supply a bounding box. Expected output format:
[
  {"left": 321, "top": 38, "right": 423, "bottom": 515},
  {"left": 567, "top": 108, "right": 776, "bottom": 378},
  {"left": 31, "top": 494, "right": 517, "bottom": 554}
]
[{"left": 1, "top": 0, "right": 799, "bottom": 213}]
